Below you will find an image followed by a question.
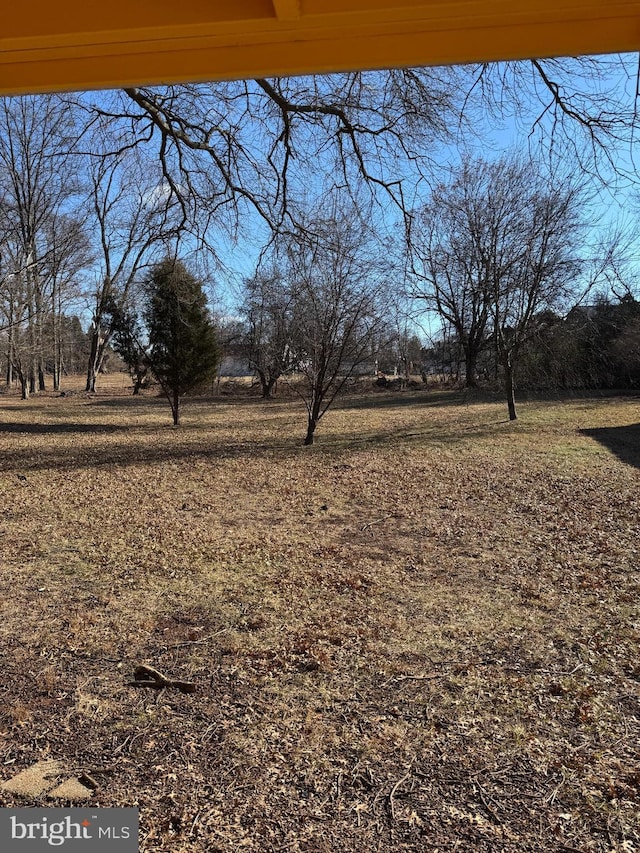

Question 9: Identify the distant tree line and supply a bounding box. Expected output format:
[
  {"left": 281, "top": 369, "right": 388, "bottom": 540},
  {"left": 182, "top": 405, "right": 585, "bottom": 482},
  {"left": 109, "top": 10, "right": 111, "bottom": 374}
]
[
  {"left": 421, "top": 294, "right": 640, "bottom": 391},
  {"left": 518, "top": 296, "right": 640, "bottom": 391}
]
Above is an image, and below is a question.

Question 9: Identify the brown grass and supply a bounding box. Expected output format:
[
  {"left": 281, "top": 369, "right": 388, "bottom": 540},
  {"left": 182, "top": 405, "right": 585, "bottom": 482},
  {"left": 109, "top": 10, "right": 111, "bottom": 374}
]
[{"left": 0, "top": 378, "right": 638, "bottom": 851}]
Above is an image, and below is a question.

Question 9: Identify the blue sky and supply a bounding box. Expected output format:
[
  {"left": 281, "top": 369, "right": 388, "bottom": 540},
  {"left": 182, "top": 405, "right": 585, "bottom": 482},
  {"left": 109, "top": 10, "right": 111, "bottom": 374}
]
[{"left": 44, "top": 56, "right": 640, "bottom": 329}]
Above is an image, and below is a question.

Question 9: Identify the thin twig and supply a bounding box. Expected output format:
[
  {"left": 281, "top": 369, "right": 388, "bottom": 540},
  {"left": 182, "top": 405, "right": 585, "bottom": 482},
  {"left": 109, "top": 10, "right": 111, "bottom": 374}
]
[
  {"left": 477, "top": 783, "right": 502, "bottom": 825},
  {"left": 382, "top": 673, "right": 441, "bottom": 687},
  {"left": 361, "top": 515, "right": 393, "bottom": 530},
  {"left": 188, "top": 811, "right": 200, "bottom": 838},
  {"left": 560, "top": 663, "right": 584, "bottom": 676},
  {"left": 389, "top": 771, "right": 412, "bottom": 821},
  {"left": 545, "top": 769, "right": 567, "bottom": 805}
]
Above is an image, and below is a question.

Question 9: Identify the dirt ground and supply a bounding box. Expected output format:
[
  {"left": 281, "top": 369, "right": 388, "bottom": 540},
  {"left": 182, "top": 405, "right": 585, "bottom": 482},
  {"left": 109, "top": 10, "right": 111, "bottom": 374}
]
[{"left": 0, "top": 378, "right": 638, "bottom": 851}]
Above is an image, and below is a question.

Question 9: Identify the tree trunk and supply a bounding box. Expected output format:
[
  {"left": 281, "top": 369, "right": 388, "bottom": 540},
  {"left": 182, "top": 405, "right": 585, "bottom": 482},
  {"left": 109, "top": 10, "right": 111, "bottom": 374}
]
[
  {"left": 5, "top": 339, "right": 13, "bottom": 387},
  {"left": 86, "top": 328, "right": 105, "bottom": 392},
  {"left": 53, "top": 360, "right": 61, "bottom": 392},
  {"left": 464, "top": 349, "right": 478, "bottom": 388},
  {"left": 86, "top": 331, "right": 99, "bottom": 392},
  {"left": 25, "top": 264, "right": 38, "bottom": 396},
  {"left": 132, "top": 369, "right": 147, "bottom": 395},
  {"left": 504, "top": 360, "right": 517, "bottom": 420},
  {"left": 33, "top": 268, "right": 46, "bottom": 392},
  {"left": 52, "top": 283, "right": 62, "bottom": 391},
  {"left": 172, "top": 388, "right": 180, "bottom": 426},
  {"left": 262, "top": 377, "right": 278, "bottom": 399},
  {"left": 255, "top": 368, "right": 277, "bottom": 399},
  {"left": 26, "top": 270, "right": 37, "bottom": 396},
  {"left": 304, "top": 396, "right": 321, "bottom": 445},
  {"left": 19, "top": 372, "right": 29, "bottom": 400},
  {"left": 304, "top": 417, "right": 317, "bottom": 445}
]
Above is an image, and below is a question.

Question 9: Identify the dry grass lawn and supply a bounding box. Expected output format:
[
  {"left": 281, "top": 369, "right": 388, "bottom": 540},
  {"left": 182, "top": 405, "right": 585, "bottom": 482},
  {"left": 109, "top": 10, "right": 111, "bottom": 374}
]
[{"left": 0, "top": 377, "right": 638, "bottom": 851}]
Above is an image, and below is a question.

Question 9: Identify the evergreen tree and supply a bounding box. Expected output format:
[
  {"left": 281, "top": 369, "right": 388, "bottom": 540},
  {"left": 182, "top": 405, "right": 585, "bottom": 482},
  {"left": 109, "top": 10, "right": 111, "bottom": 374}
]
[
  {"left": 145, "top": 258, "right": 220, "bottom": 425},
  {"left": 108, "top": 304, "right": 150, "bottom": 395}
]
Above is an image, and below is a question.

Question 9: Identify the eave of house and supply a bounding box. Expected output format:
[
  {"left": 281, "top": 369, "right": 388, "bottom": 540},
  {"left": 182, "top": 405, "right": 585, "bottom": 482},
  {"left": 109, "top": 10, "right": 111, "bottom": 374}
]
[{"left": 1, "top": 1, "right": 639, "bottom": 96}]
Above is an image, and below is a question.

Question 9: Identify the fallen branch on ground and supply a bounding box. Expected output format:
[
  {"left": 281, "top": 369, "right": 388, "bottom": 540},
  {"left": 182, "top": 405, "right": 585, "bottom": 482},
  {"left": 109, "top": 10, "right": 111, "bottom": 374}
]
[{"left": 127, "top": 664, "right": 196, "bottom": 694}]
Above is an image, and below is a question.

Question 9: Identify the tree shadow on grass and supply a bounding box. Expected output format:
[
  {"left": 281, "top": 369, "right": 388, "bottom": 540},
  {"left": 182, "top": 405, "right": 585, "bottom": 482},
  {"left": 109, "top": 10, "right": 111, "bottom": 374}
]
[
  {"left": 1, "top": 434, "right": 303, "bottom": 475},
  {"left": 86, "top": 395, "right": 166, "bottom": 409},
  {"left": 0, "top": 421, "right": 126, "bottom": 435},
  {"left": 0, "top": 418, "right": 506, "bottom": 475},
  {"left": 316, "top": 420, "right": 510, "bottom": 452},
  {"left": 87, "top": 393, "right": 297, "bottom": 410},
  {"left": 580, "top": 423, "right": 640, "bottom": 470},
  {"left": 336, "top": 389, "right": 468, "bottom": 411}
]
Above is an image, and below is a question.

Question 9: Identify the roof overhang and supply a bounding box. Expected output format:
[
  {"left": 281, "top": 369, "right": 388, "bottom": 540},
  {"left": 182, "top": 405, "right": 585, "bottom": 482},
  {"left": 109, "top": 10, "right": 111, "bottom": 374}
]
[{"left": 1, "top": 1, "right": 639, "bottom": 96}]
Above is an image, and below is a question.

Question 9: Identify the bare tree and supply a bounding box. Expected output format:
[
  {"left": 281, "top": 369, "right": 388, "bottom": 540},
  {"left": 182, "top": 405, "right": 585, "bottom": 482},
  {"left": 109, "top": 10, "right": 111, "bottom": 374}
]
[
  {"left": 410, "top": 160, "right": 494, "bottom": 387},
  {"left": 70, "top": 69, "right": 463, "bottom": 248},
  {"left": 0, "top": 95, "right": 85, "bottom": 396},
  {"left": 273, "top": 205, "right": 391, "bottom": 445},
  {"left": 0, "top": 251, "right": 31, "bottom": 395},
  {"left": 82, "top": 122, "right": 180, "bottom": 392},
  {"left": 240, "top": 268, "right": 297, "bottom": 399},
  {"left": 65, "top": 57, "right": 637, "bottom": 252},
  {"left": 487, "top": 159, "right": 588, "bottom": 418},
  {"left": 462, "top": 56, "right": 639, "bottom": 186},
  {"left": 41, "top": 213, "right": 92, "bottom": 390},
  {"left": 419, "top": 153, "right": 589, "bottom": 419}
]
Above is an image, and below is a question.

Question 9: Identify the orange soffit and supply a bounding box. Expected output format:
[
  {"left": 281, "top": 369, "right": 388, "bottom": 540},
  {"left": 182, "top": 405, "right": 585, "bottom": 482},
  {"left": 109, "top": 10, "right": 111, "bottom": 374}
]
[{"left": 1, "top": 0, "right": 639, "bottom": 94}]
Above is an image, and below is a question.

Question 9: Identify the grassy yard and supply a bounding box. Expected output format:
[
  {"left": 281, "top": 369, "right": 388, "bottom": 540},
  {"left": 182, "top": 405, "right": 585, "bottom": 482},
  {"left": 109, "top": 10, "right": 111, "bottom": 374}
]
[{"left": 0, "top": 380, "right": 638, "bottom": 851}]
